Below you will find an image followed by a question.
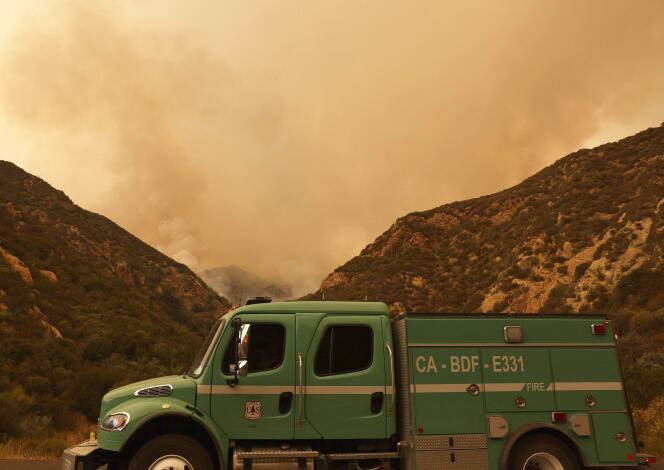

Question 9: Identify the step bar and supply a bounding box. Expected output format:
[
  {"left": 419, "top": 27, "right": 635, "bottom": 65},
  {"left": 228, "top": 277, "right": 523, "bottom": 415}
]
[
  {"left": 236, "top": 450, "right": 320, "bottom": 459},
  {"left": 235, "top": 449, "right": 400, "bottom": 470},
  {"left": 324, "top": 452, "right": 400, "bottom": 461}
]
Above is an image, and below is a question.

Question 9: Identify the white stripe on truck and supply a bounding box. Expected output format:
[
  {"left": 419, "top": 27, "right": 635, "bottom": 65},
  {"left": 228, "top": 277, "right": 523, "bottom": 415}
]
[
  {"left": 409, "top": 381, "right": 623, "bottom": 393},
  {"left": 197, "top": 382, "right": 622, "bottom": 395},
  {"left": 552, "top": 382, "right": 623, "bottom": 391},
  {"left": 197, "top": 385, "right": 385, "bottom": 395}
]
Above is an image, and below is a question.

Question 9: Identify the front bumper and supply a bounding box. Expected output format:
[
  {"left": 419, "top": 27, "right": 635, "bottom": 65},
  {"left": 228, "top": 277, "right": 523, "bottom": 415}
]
[{"left": 61, "top": 439, "right": 113, "bottom": 470}]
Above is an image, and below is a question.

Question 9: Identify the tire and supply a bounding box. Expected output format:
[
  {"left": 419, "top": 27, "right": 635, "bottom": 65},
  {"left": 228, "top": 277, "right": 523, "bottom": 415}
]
[
  {"left": 508, "top": 434, "right": 581, "bottom": 470},
  {"left": 128, "top": 434, "right": 213, "bottom": 470}
]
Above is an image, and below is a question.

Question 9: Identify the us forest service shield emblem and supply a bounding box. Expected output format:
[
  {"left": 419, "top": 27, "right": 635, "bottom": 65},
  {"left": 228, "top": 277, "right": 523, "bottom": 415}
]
[{"left": 244, "top": 401, "right": 262, "bottom": 420}]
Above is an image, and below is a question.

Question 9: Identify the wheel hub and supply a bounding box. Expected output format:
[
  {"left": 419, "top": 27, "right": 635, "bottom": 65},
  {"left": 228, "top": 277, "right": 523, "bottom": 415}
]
[
  {"left": 148, "top": 454, "right": 194, "bottom": 470},
  {"left": 523, "top": 452, "right": 564, "bottom": 470}
]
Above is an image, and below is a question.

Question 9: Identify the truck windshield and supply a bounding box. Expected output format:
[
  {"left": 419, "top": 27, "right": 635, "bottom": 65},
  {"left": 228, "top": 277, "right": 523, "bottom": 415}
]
[{"left": 187, "top": 318, "right": 225, "bottom": 378}]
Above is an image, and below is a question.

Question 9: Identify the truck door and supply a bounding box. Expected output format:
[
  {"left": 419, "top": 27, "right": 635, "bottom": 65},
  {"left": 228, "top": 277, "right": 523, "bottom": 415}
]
[
  {"left": 481, "top": 348, "right": 555, "bottom": 412},
  {"left": 209, "top": 313, "right": 295, "bottom": 440},
  {"left": 302, "top": 316, "right": 388, "bottom": 439},
  {"left": 411, "top": 347, "right": 486, "bottom": 434}
]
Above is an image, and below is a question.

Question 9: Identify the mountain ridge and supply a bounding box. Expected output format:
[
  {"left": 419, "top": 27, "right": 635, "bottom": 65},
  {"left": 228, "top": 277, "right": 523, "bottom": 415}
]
[
  {"left": 307, "top": 124, "right": 664, "bottom": 316},
  {"left": 0, "top": 160, "right": 229, "bottom": 451}
]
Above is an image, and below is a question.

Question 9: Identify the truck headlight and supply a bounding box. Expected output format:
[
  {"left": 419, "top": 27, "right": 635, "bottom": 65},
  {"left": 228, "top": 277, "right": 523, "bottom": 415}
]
[{"left": 101, "top": 412, "right": 130, "bottom": 432}]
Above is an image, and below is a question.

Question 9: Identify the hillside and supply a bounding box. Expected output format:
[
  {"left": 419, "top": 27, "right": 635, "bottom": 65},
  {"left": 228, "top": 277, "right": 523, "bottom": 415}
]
[
  {"left": 306, "top": 124, "right": 664, "bottom": 447},
  {"left": 309, "top": 125, "right": 664, "bottom": 315},
  {"left": 0, "top": 161, "right": 229, "bottom": 453},
  {"left": 201, "top": 265, "right": 292, "bottom": 306}
]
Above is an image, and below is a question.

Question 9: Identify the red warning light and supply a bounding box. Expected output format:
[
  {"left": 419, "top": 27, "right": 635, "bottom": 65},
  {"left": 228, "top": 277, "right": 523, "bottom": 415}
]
[
  {"left": 627, "top": 454, "right": 633, "bottom": 462},
  {"left": 591, "top": 324, "right": 606, "bottom": 335},
  {"left": 551, "top": 412, "right": 567, "bottom": 424}
]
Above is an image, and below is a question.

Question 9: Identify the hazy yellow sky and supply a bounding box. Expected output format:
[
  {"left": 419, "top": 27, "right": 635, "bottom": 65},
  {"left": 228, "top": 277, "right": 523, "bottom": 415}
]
[{"left": 1, "top": 1, "right": 664, "bottom": 294}]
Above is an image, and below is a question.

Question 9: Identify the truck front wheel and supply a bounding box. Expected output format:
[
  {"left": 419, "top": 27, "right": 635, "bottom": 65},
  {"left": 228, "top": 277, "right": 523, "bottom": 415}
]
[
  {"left": 128, "top": 434, "right": 213, "bottom": 470},
  {"left": 508, "top": 434, "right": 580, "bottom": 470}
]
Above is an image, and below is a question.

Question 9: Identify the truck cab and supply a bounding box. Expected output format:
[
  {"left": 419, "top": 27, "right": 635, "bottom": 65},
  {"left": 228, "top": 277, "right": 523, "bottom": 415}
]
[{"left": 63, "top": 301, "right": 646, "bottom": 470}]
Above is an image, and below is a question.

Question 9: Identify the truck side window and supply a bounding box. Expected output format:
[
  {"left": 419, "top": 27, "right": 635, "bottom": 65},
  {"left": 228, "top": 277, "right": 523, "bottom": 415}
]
[
  {"left": 222, "top": 323, "right": 286, "bottom": 374},
  {"left": 314, "top": 325, "right": 373, "bottom": 376}
]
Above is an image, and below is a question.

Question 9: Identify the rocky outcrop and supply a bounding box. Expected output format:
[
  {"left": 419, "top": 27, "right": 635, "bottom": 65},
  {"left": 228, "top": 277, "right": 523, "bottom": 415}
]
[{"left": 0, "top": 245, "right": 33, "bottom": 284}]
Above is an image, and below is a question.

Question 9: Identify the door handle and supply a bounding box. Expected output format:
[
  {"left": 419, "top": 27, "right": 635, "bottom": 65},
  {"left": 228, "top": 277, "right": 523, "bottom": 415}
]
[
  {"left": 385, "top": 343, "right": 395, "bottom": 413},
  {"left": 279, "top": 392, "right": 293, "bottom": 414},
  {"left": 297, "top": 352, "right": 304, "bottom": 427},
  {"left": 371, "top": 392, "right": 384, "bottom": 414}
]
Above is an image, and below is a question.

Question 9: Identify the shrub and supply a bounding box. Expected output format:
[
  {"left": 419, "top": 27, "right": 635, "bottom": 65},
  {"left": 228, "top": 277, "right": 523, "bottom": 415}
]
[{"left": 633, "top": 396, "right": 664, "bottom": 456}]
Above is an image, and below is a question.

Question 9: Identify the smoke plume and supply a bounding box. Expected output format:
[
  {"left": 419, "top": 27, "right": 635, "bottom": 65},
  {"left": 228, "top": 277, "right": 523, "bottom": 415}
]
[{"left": 2, "top": 1, "right": 664, "bottom": 294}]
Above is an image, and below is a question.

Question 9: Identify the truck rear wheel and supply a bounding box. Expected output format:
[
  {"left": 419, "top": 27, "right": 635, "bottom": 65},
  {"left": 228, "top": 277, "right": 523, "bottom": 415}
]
[
  {"left": 128, "top": 434, "right": 213, "bottom": 470},
  {"left": 508, "top": 434, "right": 580, "bottom": 470}
]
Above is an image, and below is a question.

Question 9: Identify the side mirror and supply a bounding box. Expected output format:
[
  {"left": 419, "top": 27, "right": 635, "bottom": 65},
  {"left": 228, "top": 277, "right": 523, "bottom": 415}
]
[
  {"left": 238, "top": 324, "right": 251, "bottom": 361},
  {"left": 228, "top": 320, "right": 250, "bottom": 386},
  {"left": 236, "top": 323, "right": 250, "bottom": 377}
]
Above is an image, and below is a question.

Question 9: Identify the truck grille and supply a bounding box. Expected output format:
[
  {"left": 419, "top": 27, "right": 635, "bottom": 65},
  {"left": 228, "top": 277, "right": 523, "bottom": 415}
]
[{"left": 134, "top": 384, "right": 173, "bottom": 397}]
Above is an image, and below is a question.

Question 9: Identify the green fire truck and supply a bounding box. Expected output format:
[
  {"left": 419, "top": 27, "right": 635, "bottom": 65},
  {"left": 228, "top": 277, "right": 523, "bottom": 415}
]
[{"left": 62, "top": 300, "right": 653, "bottom": 470}]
